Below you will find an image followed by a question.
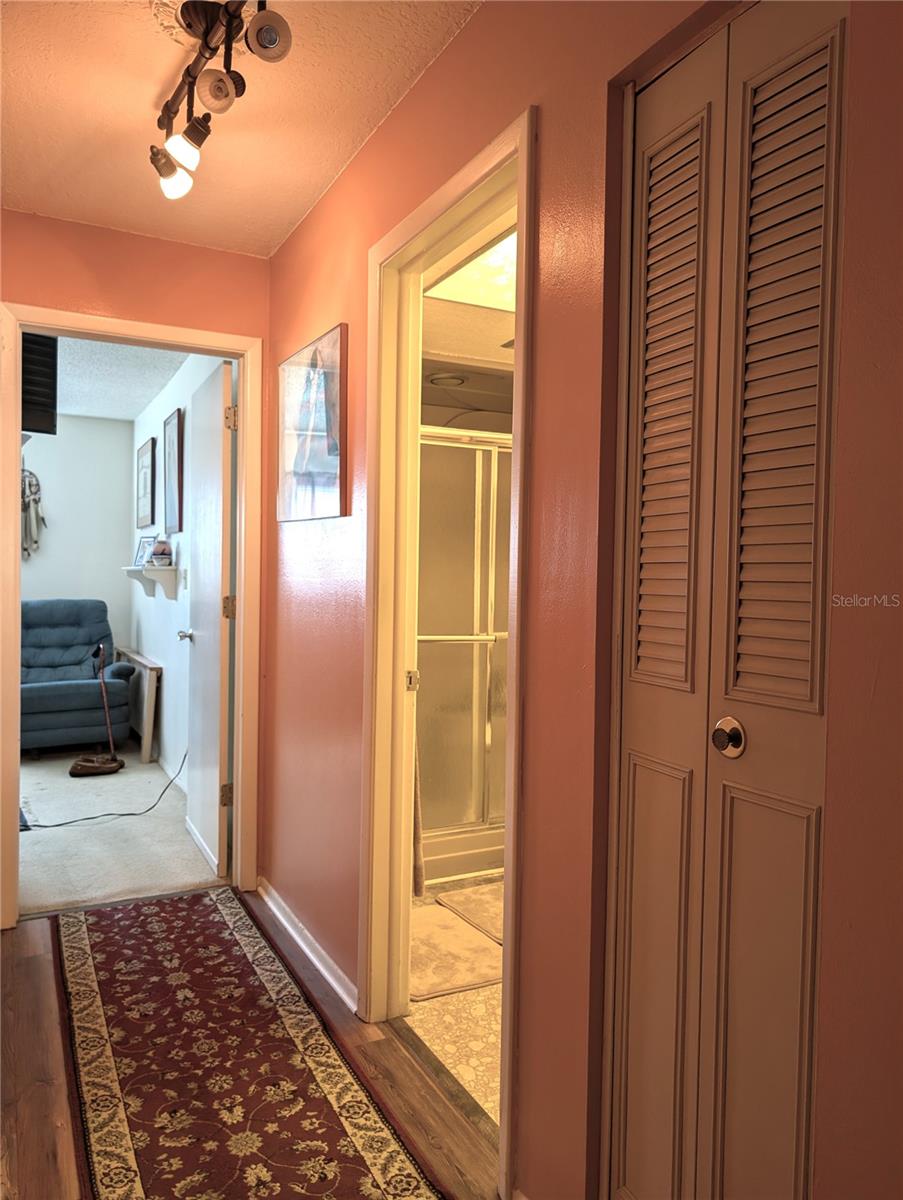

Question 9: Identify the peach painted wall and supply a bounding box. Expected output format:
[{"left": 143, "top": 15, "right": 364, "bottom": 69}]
[
  {"left": 1, "top": 210, "right": 268, "bottom": 338},
  {"left": 814, "top": 3, "right": 903, "bottom": 1195},
  {"left": 262, "top": 4, "right": 702, "bottom": 1197}
]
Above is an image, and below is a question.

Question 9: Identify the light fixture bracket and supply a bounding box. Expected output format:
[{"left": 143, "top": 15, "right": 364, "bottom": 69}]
[
  {"left": 177, "top": 1, "right": 244, "bottom": 44},
  {"left": 150, "top": 145, "right": 177, "bottom": 179}
]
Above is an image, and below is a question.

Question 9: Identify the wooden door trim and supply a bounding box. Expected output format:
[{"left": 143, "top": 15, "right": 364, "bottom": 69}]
[
  {"left": 597, "top": 78, "right": 636, "bottom": 1200},
  {"left": 0, "top": 305, "right": 263, "bottom": 927}
]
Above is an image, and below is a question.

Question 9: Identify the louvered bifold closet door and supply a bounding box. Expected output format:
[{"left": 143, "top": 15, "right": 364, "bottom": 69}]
[
  {"left": 706, "top": 4, "right": 846, "bottom": 714},
  {"left": 731, "top": 38, "right": 839, "bottom": 705},
  {"left": 631, "top": 118, "right": 702, "bottom": 684},
  {"left": 697, "top": 6, "right": 845, "bottom": 1200},
  {"left": 611, "top": 29, "right": 726, "bottom": 1200}
]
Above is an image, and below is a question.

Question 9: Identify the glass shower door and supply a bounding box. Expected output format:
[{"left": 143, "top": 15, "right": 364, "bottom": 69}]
[{"left": 416, "top": 432, "right": 512, "bottom": 876}]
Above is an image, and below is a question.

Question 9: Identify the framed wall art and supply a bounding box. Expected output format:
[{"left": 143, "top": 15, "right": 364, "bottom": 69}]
[
  {"left": 136, "top": 437, "right": 155, "bottom": 528},
  {"left": 164, "top": 408, "right": 184, "bottom": 534},
  {"left": 277, "top": 323, "right": 348, "bottom": 521},
  {"left": 134, "top": 535, "right": 156, "bottom": 567}
]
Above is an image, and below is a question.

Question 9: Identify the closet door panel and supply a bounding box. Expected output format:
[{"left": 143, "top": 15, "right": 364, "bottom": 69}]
[
  {"left": 698, "top": 6, "right": 846, "bottom": 1196},
  {"left": 611, "top": 28, "right": 727, "bottom": 1200},
  {"left": 711, "top": 786, "right": 821, "bottom": 1200},
  {"left": 615, "top": 755, "right": 693, "bottom": 1200}
]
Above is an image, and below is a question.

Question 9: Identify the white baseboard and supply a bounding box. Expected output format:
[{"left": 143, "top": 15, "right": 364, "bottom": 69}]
[
  {"left": 185, "top": 814, "right": 218, "bottom": 874},
  {"left": 257, "top": 876, "right": 358, "bottom": 1014}
]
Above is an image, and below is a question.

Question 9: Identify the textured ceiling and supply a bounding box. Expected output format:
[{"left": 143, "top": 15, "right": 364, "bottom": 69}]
[
  {"left": 423, "top": 298, "right": 514, "bottom": 370},
  {"left": 0, "top": 1, "right": 478, "bottom": 256},
  {"left": 58, "top": 338, "right": 192, "bottom": 419}
]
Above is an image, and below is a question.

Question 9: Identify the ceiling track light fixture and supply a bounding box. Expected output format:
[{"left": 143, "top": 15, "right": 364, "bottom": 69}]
[{"left": 149, "top": 0, "right": 292, "bottom": 200}]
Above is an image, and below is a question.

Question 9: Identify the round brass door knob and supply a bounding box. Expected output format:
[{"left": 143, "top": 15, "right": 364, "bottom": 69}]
[{"left": 712, "top": 716, "right": 746, "bottom": 757}]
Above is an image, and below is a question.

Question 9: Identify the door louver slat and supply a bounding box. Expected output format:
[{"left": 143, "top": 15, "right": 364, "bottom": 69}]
[
  {"left": 729, "top": 44, "right": 837, "bottom": 706},
  {"left": 631, "top": 116, "right": 706, "bottom": 687}
]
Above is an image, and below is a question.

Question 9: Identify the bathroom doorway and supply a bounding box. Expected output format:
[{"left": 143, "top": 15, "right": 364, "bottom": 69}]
[
  {"left": 404, "top": 237, "right": 516, "bottom": 1125},
  {"left": 359, "top": 113, "right": 533, "bottom": 1193}
]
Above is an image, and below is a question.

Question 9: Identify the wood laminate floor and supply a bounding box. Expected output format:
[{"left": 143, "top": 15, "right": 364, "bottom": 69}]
[{"left": 0, "top": 891, "right": 499, "bottom": 1200}]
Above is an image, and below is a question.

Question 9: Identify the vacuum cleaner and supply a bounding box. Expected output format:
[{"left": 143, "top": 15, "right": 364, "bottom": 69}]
[{"left": 69, "top": 642, "right": 125, "bottom": 777}]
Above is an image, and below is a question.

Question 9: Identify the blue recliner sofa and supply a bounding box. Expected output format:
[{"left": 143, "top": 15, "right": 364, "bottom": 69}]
[{"left": 20, "top": 599, "right": 135, "bottom": 751}]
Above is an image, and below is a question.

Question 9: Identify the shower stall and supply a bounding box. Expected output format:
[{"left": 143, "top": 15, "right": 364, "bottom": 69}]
[{"left": 416, "top": 425, "right": 512, "bottom": 879}]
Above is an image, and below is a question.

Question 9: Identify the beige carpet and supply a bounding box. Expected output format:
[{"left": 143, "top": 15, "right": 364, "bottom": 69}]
[
  {"left": 436, "top": 880, "right": 504, "bottom": 944},
  {"left": 18, "top": 746, "right": 219, "bottom": 914},
  {"left": 404, "top": 983, "right": 502, "bottom": 1123},
  {"left": 409, "top": 904, "right": 502, "bottom": 1000}
]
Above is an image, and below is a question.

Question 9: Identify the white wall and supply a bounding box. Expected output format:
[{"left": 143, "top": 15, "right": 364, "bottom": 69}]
[
  {"left": 131, "top": 354, "right": 222, "bottom": 776},
  {"left": 21, "top": 415, "right": 133, "bottom": 645}
]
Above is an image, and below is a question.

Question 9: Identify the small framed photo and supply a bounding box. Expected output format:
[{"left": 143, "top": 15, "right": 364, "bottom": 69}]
[
  {"left": 278, "top": 323, "right": 348, "bottom": 521},
  {"left": 134, "top": 535, "right": 156, "bottom": 567},
  {"left": 164, "top": 408, "right": 184, "bottom": 534},
  {"left": 136, "top": 437, "right": 155, "bottom": 528}
]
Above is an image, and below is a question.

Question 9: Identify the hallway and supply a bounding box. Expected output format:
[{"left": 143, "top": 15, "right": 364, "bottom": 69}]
[
  {"left": 0, "top": 890, "right": 499, "bottom": 1200},
  {"left": 1, "top": 1, "right": 901, "bottom": 1198}
]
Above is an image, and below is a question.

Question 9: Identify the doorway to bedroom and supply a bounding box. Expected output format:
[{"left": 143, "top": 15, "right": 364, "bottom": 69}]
[{"left": 18, "top": 335, "right": 237, "bottom": 915}]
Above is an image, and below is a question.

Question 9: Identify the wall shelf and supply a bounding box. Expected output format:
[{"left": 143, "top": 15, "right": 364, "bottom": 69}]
[{"left": 123, "top": 565, "right": 179, "bottom": 600}]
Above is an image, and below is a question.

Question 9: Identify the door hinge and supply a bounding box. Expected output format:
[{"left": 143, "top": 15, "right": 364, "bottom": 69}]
[
  {"left": 222, "top": 595, "right": 237, "bottom": 619},
  {"left": 219, "top": 782, "right": 234, "bottom": 808},
  {"left": 224, "top": 405, "right": 238, "bottom": 431},
  {"left": 405, "top": 669, "right": 421, "bottom": 692}
]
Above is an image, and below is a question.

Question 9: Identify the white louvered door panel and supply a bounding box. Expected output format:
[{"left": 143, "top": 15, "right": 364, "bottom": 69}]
[
  {"left": 697, "top": 6, "right": 845, "bottom": 1199},
  {"left": 732, "top": 40, "right": 835, "bottom": 705},
  {"left": 632, "top": 117, "right": 704, "bottom": 685},
  {"left": 612, "top": 29, "right": 727, "bottom": 1200}
]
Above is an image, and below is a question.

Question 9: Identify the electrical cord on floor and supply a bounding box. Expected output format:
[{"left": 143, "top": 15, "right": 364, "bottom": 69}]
[{"left": 27, "top": 750, "right": 189, "bottom": 829}]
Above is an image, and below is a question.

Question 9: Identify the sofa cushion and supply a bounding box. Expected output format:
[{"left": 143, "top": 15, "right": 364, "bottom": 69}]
[
  {"left": 21, "top": 719, "right": 131, "bottom": 751},
  {"left": 21, "top": 704, "right": 130, "bottom": 732},
  {"left": 21, "top": 599, "right": 115, "bottom": 683},
  {"left": 21, "top": 677, "right": 131, "bottom": 715}
]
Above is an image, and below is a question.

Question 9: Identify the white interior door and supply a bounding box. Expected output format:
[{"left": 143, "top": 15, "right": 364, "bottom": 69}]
[{"left": 185, "top": 360, "right": 233, "bottom": 876}]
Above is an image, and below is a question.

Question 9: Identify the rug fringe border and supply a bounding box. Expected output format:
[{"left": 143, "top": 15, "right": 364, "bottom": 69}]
[
  {"left": 51, "top": 915, "right": 104, "bottom": 1200},
  {"left": 233, "top": 887, "right": 451, "bottom": 1200}
]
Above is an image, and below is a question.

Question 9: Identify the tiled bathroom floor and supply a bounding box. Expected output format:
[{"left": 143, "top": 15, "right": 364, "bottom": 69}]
[
  {"left": 404, "top": 980, "right": 502, "bottom": 1122},
  {"left": 405, "top": 873, "right": 504, "bottom": 1124}
]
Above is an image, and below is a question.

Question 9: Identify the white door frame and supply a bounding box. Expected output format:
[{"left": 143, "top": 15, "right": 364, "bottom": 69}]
[
  {"left": 358, "top": 110, "right": 535, "bottom": 1199},
  {"left": 0, "top": 303, "right": 263, "bottom": 928}
]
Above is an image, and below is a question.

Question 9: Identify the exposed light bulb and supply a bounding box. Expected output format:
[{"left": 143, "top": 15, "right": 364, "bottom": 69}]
[
  {"left": 160, "top": 165, "right": 194, "bottom": 200},
  {"left": 164, "top": 113, "right": 212, "bottom": 172},
  {"left": 165, "top": 131, "right": 200, "bottom": 172},
  {"left": 149, "top": 145, "right": 194, "bottom": 201}
]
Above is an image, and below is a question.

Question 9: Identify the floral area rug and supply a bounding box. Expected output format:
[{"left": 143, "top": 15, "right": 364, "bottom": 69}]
[{"left": 55, "top": 888, "right": 442, "bottom": 1199}]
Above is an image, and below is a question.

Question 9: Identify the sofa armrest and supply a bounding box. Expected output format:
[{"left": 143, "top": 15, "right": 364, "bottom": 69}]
[{"left": 104, "top": 661, "right": 135, "bottom": 682}]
